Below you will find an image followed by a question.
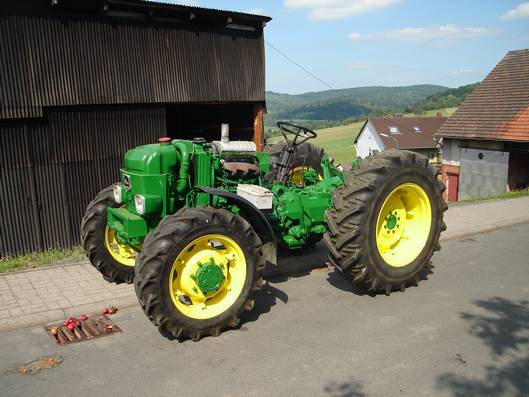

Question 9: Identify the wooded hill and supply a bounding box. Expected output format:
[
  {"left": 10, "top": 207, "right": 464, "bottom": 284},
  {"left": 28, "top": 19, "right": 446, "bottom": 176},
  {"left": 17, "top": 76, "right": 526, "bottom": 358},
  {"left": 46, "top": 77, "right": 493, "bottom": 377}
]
[
  {"left": 406, "top": 83, "right": 478, "bottom": 114},
  {"left": 264, "top": 83, "right": 477, "bottom": 130}
]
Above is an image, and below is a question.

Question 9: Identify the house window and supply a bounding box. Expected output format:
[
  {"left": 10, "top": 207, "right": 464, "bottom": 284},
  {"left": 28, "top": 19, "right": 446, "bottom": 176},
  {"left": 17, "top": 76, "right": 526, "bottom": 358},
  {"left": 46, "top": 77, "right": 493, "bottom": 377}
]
[
  {"left": 428, "top": 152, "right": 435, "bottom": 159},
  {"left": 389, "top": 126, "right": 399, "bottom": 134}
]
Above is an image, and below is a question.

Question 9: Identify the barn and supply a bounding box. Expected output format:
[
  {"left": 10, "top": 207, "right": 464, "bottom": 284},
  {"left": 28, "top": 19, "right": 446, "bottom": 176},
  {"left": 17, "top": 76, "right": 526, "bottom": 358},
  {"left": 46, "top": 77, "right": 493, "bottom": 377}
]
[
  {"left": 0, "top": 0, "right": 271, "bottom": 256},
  {"left": 436, "top": 49, "right": 529, "bottom": 202}
]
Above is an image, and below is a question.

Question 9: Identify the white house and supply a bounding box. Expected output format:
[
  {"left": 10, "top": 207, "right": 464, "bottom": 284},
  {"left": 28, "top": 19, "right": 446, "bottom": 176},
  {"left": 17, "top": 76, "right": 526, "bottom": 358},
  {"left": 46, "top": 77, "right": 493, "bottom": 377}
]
[{"left": 355, "top": 116, "right": 447, "bottom": 160}]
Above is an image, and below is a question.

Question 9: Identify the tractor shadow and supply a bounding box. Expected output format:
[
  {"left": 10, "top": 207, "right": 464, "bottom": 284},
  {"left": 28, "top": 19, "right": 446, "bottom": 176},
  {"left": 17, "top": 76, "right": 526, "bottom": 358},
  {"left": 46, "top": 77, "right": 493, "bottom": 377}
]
[
  {"left": 239, "top": 243, "right": 328, "bottom": 327},
  {"left": 326, "top": 265, "right": 434, "bottom": 296},
  {"left": 262, "top": 242, "right": 329, "bottom": 282},
  {"left": 240, "top": 282, "right": 289, "bottom": 326},
  {"left": 436, "top": 297, "right": 529, "bottom": 396}
]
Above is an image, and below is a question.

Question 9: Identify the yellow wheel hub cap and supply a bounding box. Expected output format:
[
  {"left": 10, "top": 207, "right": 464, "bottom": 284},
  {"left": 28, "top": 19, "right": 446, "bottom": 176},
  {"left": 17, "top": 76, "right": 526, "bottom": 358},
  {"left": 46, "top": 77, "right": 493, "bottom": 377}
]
[
  {"left": 104, "top": 226, "right": 137, "bottom": 267},
  {"left": 376, "top": 183, "right": 432, "bottom": 268},
  {"left": 169, "top": 234, "right": 246, "bottom": 320}
]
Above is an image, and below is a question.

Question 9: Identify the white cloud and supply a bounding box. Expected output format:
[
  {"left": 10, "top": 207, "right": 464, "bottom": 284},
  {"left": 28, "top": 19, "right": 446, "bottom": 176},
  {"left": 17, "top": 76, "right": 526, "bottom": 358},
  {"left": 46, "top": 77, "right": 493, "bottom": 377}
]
[
  {"left": 502, "top": 2, "right": 529, "bottom": 20},
  {"left": 284, "top": 0, "right": 399, "bottom": 20},
  {"left": 348, "top": 24, "right": 496, "bottom": 46},
  {"left": 245, "top": 8, "right": 265, "bottom": 15},
  {"left": 347, "top": 32, "right": 363, "bottom": 41}
]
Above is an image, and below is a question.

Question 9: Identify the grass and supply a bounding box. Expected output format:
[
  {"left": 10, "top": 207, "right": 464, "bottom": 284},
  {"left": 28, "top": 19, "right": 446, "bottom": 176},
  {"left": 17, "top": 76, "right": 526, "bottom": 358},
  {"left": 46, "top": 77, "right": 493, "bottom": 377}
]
[
  {"left": 405, "top": 107, "right": 457, "bottom": 117},
  {"left": 312, "top": 122, "right": 363, "bottom": 164},
  {"left": 268, "top": 107, "right": 456, "bottom": 165},
  {"left": 460, "top": 188, "right": 529, "bottom": 203},
  {"left": 0, "top": 246, "right": 85, "bottom": 273}
]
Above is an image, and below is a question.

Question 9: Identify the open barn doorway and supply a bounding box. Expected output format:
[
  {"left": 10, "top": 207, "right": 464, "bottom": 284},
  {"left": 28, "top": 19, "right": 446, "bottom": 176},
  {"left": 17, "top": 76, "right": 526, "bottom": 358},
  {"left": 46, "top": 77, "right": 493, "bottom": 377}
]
[{"left": 166, "top": 103, "right": 258, "bottom": 144}]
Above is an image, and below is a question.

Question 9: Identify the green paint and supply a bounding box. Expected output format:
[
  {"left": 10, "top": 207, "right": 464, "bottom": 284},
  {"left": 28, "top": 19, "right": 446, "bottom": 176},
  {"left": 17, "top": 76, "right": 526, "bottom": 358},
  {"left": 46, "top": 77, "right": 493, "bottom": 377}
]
[
  {"left": 106, "top": 136, "right": 345, "bottom": 251},
  {"left": 386, "top": 214, "right": 397, "bottom": 230},
  {"left": 194, "top": 263, "right": 225, "bottom": 294}
]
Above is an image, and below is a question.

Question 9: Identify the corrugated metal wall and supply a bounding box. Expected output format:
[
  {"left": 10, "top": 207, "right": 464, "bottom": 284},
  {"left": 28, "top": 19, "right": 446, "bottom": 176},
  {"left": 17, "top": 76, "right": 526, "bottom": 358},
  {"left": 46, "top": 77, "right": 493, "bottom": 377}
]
[
  {"left": 0, "top": 11, "right": 266, "bottom": 119},
  {"left": 0, "top": 106, "right": 165, "bottom": 256}
]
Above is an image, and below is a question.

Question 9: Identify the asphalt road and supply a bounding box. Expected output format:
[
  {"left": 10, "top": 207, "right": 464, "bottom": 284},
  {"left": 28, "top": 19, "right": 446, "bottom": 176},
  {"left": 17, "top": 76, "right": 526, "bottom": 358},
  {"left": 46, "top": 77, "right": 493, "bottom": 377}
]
[{"left": 1, "top": 224, "right": 529, "bottom": 397}]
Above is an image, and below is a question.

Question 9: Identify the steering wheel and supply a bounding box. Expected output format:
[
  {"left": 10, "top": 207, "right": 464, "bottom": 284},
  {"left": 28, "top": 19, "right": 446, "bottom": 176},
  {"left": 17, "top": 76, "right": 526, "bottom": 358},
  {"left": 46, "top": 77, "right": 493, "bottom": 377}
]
[{"left": 277, "top": 121, "right": 317, "bottom": 146}]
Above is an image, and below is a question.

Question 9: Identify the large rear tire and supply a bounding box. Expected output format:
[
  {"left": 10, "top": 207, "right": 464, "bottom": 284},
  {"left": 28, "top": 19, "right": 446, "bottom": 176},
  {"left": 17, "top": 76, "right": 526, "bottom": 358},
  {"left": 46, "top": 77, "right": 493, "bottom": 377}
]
[
  {"left": 134, "top": 206, "right": 265, "bottom": 341},
  {"left": 265, "top": 141, "right": 324, "bottom": 184},
  {"left": 80, "top": 186, "right": 137, "bottom": 284},
  {"left": 324, "top": 150, "right": 447, "bottom": 294}
]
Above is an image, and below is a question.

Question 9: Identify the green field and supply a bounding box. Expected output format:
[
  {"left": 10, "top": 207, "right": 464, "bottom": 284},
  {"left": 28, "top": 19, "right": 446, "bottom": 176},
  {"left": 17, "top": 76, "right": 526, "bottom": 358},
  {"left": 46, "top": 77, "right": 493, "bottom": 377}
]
[
  {"left": 312, "top": 122, "right": 363, "bottom": 164},
  {"left": 270, "top": 107, "right": 456, "bottom": 165}
]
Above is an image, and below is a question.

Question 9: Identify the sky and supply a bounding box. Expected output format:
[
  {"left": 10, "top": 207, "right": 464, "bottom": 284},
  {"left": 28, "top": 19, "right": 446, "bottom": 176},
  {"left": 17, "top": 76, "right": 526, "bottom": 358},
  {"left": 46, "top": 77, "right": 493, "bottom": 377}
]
[{"left": 157, "top": 0, "right": 529, "bottom": 94}]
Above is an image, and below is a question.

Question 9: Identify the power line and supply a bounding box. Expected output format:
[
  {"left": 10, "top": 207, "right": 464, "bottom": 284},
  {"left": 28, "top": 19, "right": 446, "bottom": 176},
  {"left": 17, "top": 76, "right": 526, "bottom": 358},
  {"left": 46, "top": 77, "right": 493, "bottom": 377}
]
[{"left": 264, "top": 40, "right": 350, "bottom": 100}]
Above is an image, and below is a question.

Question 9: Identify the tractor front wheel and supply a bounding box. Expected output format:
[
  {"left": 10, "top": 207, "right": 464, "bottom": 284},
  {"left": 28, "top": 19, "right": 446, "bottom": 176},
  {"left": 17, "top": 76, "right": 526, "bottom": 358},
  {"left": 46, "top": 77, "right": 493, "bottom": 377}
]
[
  {"left": 134, "top": 207, "right": 265, "bottom": 341},
  {"left": 80, "top": 186, "right": 137, "bottom": 284},
  {"left": 324, "top": 150, "right": 447, "bottom": 294}
]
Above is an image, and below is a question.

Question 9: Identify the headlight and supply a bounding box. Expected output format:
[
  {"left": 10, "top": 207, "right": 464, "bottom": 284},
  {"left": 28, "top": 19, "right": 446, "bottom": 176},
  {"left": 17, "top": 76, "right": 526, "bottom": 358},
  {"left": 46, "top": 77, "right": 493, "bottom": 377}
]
[
  {"left": 113, "top": 184, "right": 123, "bottom": 204},
  {"left": 135, "top": 194, "right": 145, "bottom": 215}
]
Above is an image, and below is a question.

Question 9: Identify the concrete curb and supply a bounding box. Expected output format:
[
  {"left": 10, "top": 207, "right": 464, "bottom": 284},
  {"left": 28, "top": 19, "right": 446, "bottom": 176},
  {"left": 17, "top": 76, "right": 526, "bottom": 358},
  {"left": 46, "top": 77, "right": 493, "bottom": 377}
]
[
  {"left": 4, "top": 258, "right": 88, "bottom": 276},
  {"left": 439, "top": 219, "right": 529, "bottom": 242},
  {"left": 0, "top": 294, "right": 138, "bottom": 333}
]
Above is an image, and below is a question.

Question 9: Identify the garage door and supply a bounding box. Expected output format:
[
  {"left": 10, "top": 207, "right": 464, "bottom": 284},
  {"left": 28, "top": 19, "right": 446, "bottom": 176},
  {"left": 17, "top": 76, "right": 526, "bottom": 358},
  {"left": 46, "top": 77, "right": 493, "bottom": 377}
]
[{"left": 459, "top": 148, "right": 509, "bottom": 200}]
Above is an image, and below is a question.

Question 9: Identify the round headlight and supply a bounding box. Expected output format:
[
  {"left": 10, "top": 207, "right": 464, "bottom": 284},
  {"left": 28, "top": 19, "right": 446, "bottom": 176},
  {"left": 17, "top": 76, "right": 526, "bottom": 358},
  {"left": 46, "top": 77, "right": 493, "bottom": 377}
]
[
  {"left": 113, "top": 184, "right": 123, "bottom": 204},
  {"left": 135, "top": 194, "right": 145, "bottom": 215}
]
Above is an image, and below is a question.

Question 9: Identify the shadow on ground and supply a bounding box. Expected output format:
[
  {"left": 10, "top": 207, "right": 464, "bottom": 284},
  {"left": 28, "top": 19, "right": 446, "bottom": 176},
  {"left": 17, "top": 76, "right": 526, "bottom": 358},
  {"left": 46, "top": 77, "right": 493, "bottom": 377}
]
[
  {"left": 323, "top": 377, "right": 366, "bottom": 397},
  {"left": 241, "top": 244, "right": 327, "bottom": 326},
  {"left": 240, "top": 282, "right": 288, "bottom": 326},
  {"left": 437, "top": 297, "right": 529, "bottom": 397}
]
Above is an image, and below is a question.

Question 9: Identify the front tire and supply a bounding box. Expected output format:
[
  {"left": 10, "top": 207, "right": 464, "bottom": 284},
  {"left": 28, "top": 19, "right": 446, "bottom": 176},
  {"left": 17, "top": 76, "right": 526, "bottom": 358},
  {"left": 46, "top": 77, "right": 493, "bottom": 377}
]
[
  {"left": 134, "top": 207, "right": 265, "bottom": 341},
  {"left": 324, "top": 150, "right": 447, "bottom": 294},
  {"left": 81, "top": 186, "right": 136, "bottom": 284}
]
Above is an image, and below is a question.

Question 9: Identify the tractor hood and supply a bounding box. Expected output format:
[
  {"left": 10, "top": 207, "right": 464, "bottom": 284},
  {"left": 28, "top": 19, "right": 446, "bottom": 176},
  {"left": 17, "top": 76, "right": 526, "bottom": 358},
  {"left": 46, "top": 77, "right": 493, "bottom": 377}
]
[{"left": 124, "top": 142, "right": 177, "bottom": 174}]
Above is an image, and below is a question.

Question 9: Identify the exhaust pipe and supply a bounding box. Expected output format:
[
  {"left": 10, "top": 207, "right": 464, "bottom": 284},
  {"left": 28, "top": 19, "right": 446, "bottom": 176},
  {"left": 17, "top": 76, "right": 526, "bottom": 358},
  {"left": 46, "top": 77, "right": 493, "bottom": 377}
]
[{"left": 221, "top": 123, "right": 230, "bottom": 143}]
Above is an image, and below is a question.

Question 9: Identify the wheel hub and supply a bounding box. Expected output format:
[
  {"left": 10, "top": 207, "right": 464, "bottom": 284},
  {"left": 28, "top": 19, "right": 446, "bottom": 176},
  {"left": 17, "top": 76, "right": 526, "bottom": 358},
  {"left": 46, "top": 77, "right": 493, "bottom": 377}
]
[
  {"left": 386, "top": 213, "right": 398, "bottom": 230},
  {"left": 376, "top": 183, "right": 432, "bottom": 268},
  {"left": 194, "top": 261, "right": 225, "bottom": 295},
  {"left": 169, "top": 234, "right": 247, "bottom": 320}
]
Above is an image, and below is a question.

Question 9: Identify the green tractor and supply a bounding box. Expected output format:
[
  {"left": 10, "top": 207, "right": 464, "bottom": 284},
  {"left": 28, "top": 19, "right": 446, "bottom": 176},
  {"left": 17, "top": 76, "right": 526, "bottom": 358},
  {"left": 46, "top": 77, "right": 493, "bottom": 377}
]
[{"left": 81, "top": 122, "right": 446, "bottom": 341}]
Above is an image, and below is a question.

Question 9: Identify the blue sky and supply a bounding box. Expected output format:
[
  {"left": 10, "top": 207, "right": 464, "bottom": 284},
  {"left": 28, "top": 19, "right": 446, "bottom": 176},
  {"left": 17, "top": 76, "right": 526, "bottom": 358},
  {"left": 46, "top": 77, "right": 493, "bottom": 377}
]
[{"left": 159, "top": 1, "right": 529, "bottom": 94}]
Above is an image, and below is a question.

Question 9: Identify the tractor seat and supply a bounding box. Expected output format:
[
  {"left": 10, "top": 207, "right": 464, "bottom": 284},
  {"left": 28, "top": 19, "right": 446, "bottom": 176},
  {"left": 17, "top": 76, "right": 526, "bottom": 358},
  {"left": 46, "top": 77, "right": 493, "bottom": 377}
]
[{"left": 222, "top": 162, "right": 260, "bottom": 177}]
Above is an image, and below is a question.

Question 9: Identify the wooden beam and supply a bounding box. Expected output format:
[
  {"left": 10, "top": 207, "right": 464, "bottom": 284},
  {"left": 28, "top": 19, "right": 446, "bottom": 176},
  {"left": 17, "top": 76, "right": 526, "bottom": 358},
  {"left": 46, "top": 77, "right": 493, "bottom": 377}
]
[{"left": 253, "top": 104, "right": 264, "bottom": 151}]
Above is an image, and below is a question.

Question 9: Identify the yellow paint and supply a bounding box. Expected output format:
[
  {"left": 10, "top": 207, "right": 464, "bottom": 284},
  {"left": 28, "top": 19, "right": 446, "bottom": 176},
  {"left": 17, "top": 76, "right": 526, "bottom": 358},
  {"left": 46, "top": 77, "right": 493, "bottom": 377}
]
[
  {"left": 169, "top": 234, "right": 246, "bottom": 320},
  {"left": 376, "top": 183, "right": 432, "bottom": 267},
  {"left": 104, "top": 226, "right": 137, "bottom": 267},
  {"left": 289, "top": 166, "right": 323, "bottom": 187}
]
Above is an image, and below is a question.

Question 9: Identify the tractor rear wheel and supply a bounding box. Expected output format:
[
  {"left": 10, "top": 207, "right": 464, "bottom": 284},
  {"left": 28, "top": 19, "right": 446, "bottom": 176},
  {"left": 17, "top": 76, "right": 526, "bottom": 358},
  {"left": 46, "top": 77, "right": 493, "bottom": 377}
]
[
  {"left": 265, "top": 141, "right": 324, "bottom": 185},
  {"left": 80, "top": 186, "right": 137, "bottom": 284},
  {"left": 134, "top": 206, "right": 265, "bottom": 341},
  {"left": 324, "top": 150, "right": 447, "bottom": 294}
]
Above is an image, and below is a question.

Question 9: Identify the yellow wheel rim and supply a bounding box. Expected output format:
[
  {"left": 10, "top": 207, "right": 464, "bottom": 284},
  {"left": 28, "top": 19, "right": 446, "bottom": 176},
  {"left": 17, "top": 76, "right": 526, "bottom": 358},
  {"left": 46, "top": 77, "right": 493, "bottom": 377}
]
[
  {"left": 169, "top": 234, "right": 247, "bottom": 320},
  {"left": 375, "top": 183, "right": 432, "bottom": 268},
  {"left": 290, "top": 166, "right": 323, "bottom": 186},
  {"left": 104, "top": 226, "right": 137, "bottom": 267}
]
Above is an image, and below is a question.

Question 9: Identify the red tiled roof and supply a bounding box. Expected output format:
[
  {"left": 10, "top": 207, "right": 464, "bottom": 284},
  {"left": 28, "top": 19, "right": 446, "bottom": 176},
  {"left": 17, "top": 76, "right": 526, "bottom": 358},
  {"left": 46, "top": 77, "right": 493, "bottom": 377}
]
[
  {"left": 362, "top": 116, "right": 447, "bottom": 150},
  {"left": 437, "top": 49, "right": 529, "bottom": 142}
]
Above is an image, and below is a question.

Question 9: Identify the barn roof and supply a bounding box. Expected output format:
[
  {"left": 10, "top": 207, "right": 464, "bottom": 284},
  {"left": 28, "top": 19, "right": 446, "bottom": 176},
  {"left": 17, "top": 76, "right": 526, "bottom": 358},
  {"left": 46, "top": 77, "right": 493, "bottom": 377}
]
[
  {"left": 0, "top": 0, "right": 270, "bottom": 120},
  {"left": 359, "top": 116, "right": 447, "bottom": 150},
  {"left": 437, "top": 49, "right": 529, "bottom": 142}
]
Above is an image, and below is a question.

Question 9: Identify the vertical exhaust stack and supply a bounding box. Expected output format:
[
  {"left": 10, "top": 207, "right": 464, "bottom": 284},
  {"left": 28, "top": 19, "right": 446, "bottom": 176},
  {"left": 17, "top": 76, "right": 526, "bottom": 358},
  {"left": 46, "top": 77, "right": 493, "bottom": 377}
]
[{"left": 221, "top": 123, "right": 230, "bottom": 143}]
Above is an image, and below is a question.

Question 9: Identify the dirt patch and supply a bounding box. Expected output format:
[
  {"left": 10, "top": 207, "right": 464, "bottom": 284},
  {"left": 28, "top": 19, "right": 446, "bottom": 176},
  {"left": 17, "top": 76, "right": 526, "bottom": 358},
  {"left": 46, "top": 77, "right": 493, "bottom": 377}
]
[{"left": 18, "top": 356, "right": 63, "bottom": 375}]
